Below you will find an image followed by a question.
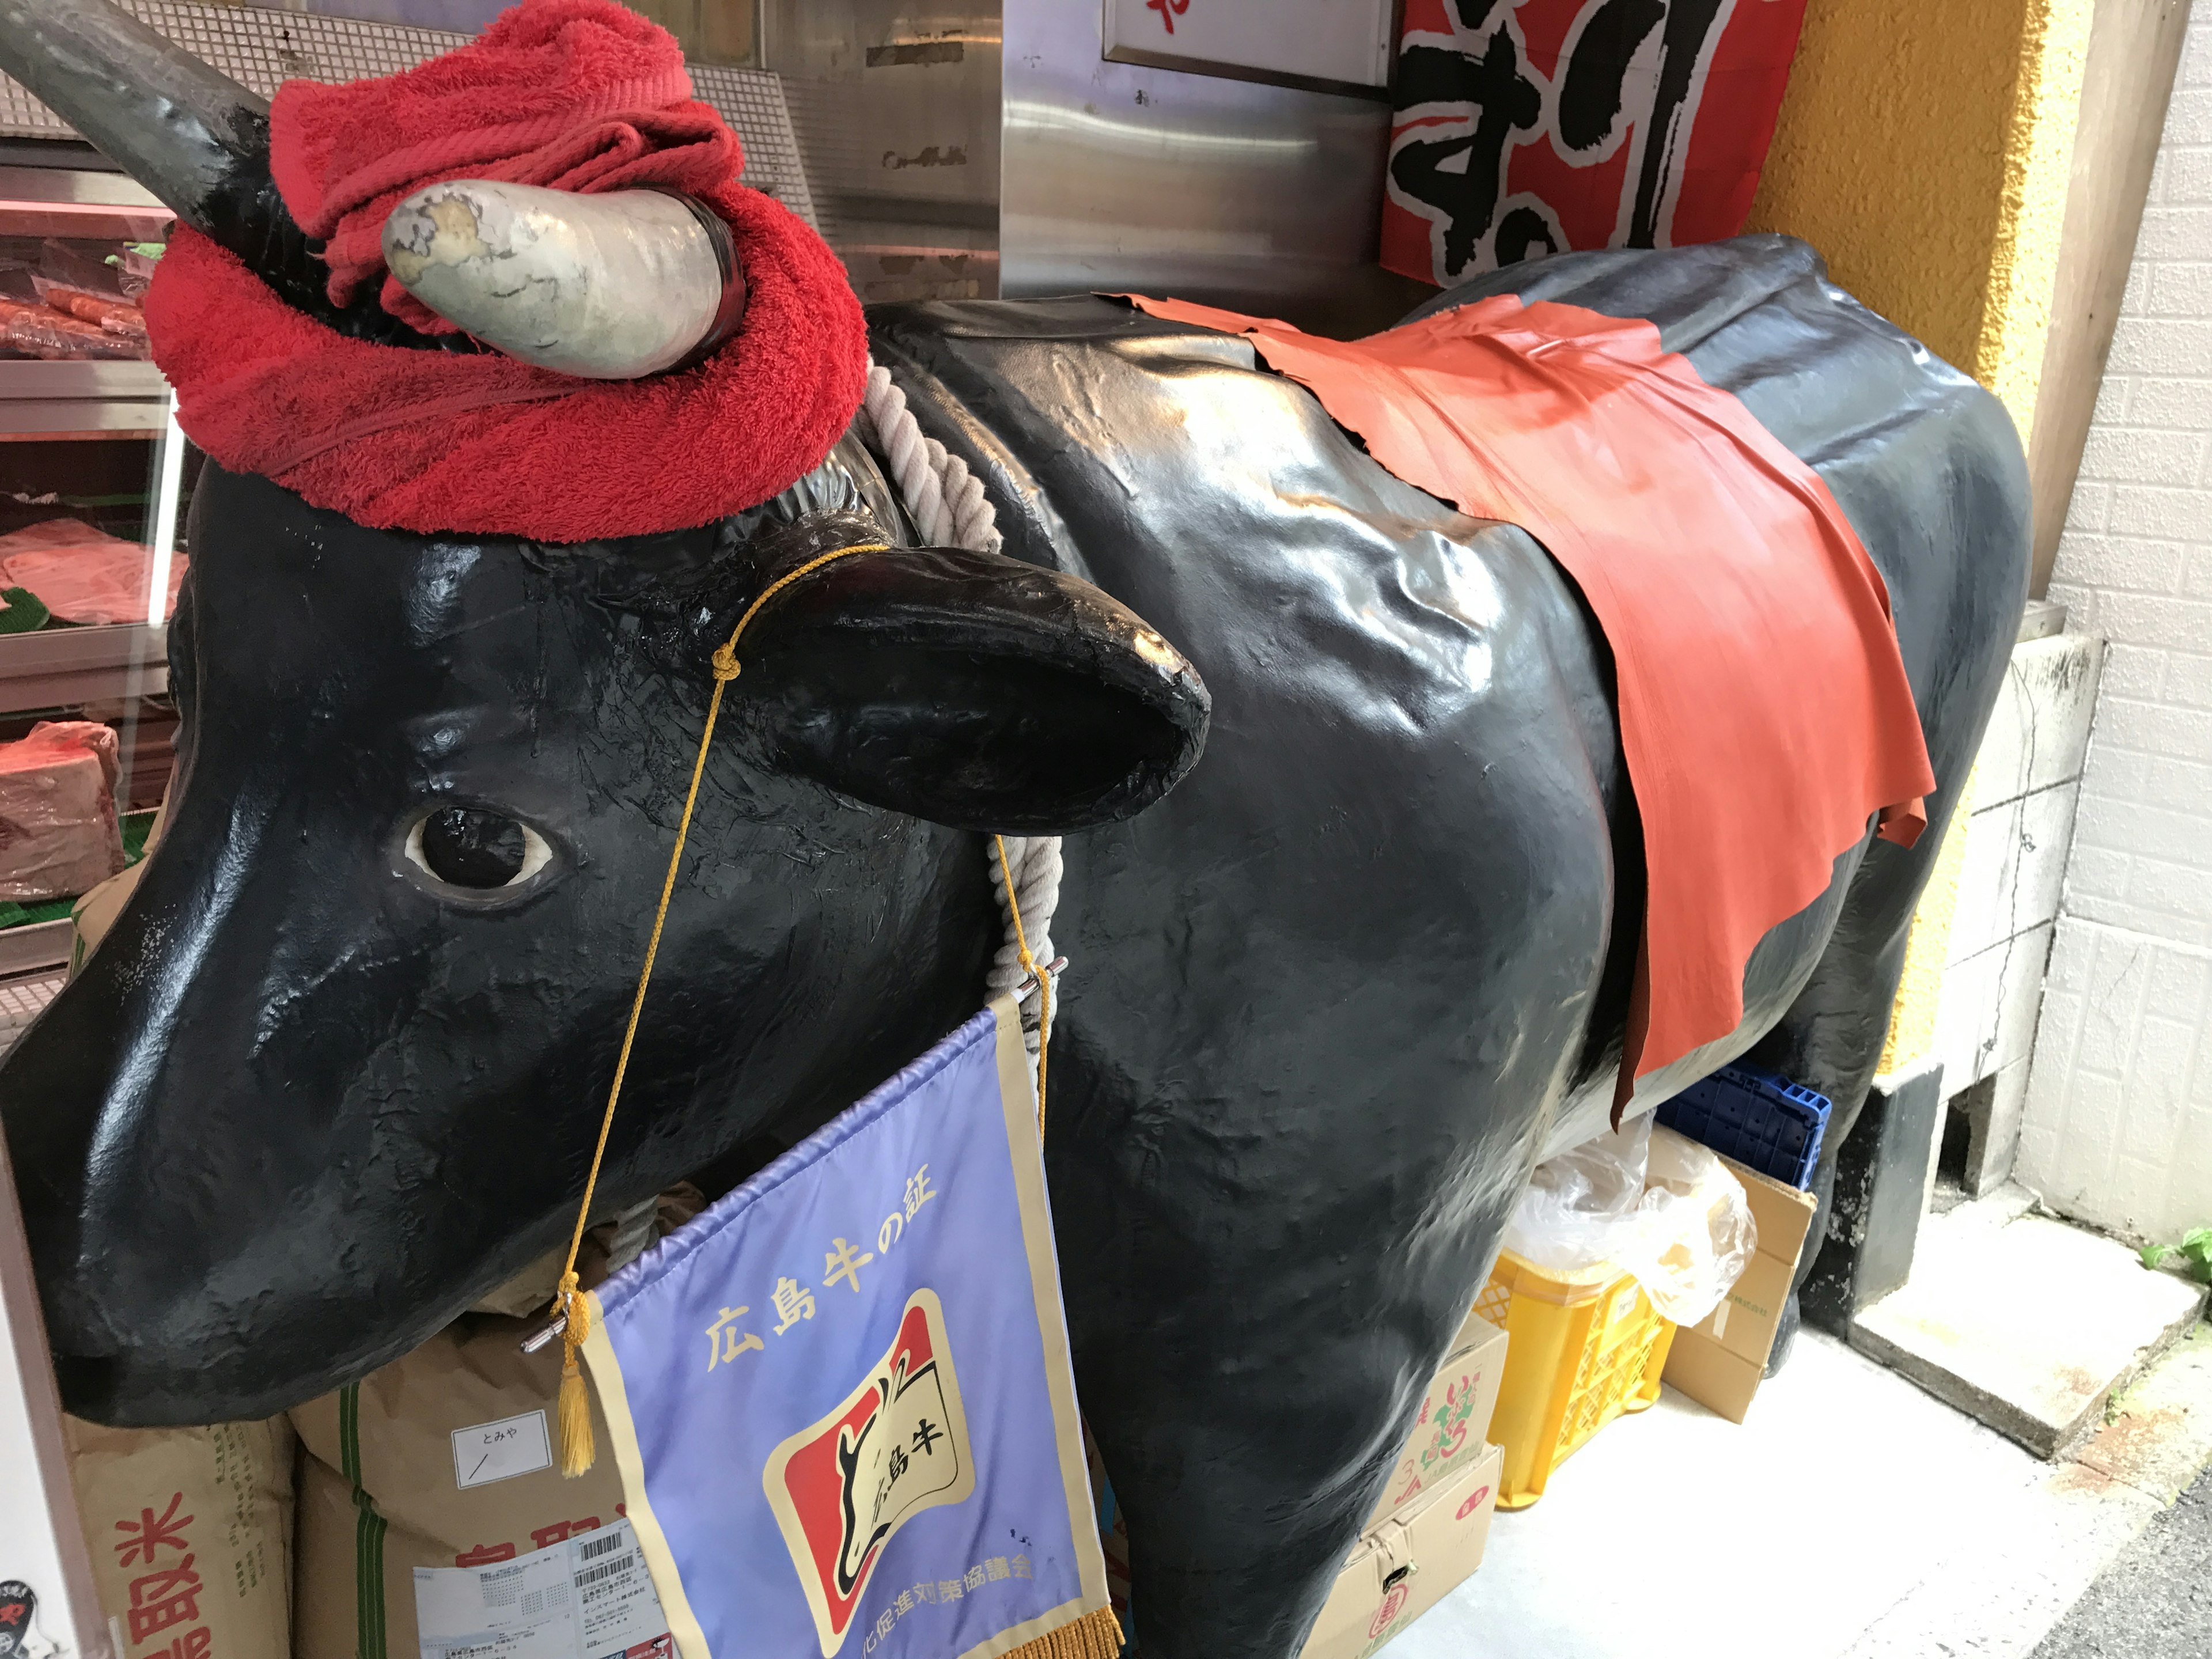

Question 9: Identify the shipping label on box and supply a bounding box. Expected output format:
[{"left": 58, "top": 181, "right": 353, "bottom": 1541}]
[
  {"left": 1302, "top": 1442, "right": 1502, "bottom": 1659},
  {"left": 1365, "top": 1312, "right": 1508, "bottom": 1529}
]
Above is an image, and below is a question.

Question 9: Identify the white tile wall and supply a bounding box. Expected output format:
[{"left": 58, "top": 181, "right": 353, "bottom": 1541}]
[
  {"left": 2023, "top": 6, "right": 2212, "bottom": 1243},
  {"left": 1929, "top": 632, "right": 2101, "bottom": 1192},
  {"left": 1948, "top": 781, "right": 2084, "bottom": 969},
  {"left": 1972, "top": 634, "right": 2107, "bottom": 805},
  {"left": 1937, "top": 921, "right": 2056, "bottom": 1105}
]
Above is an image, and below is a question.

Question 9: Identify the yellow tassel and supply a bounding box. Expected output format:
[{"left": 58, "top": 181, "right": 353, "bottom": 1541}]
[
  {"left": 1000, "top": 1606, "right": 1123, "bottom": 1659},
  {"left": 557, "top": 1273, "right": 596, "bottom": 1478}
]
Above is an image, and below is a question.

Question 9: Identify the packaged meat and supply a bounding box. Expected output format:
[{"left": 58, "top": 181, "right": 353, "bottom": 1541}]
[
  {"left": 0, "top": 518, "right": 122, "bottom": 554},
  {"left": 31, "top": 275, "right": 147, "bottom": 339},
  {"left": 0, "top": 720, "right": 126, "bottom": 902},
  {"left": 0, "top": 293, "right": 143, "bottom": 361},
  {"left": 0, "top": 518, "right": 187, "bottom": 624}
]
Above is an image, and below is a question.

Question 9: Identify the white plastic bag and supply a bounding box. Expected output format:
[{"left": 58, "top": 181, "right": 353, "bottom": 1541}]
[
  {"left": 1502, "top": 1117, "right": 1758, "bottom": 1326},
  {"left": 1503, "top": 1113, "right": 1658, "bottom": 1275}
]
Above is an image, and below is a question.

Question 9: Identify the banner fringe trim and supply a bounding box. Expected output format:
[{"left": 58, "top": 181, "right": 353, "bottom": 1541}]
[{"left": 1003, "top": 1606, "right": 1124, "bottom": 1659}]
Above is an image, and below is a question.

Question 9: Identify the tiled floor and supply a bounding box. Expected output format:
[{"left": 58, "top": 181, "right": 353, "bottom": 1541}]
[{"left": 1391, "top": 1327, "right": 2205, "bottom": 1659}]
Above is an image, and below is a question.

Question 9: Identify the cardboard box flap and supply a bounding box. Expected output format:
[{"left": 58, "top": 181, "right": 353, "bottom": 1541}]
[
  {"left": 1301, "top": 1444, "right": 1503, "bottom": 1659},
  {"left": 1658, "top": 1327, "right": 1764, "bottom": 1425},
  {"left": 1449, "top": 1306, "right": 1503, "bottom": 1355},
  {"left": 1724, "top": 1151, "right": 1818, "bottom": 1262},
  {"left": 1364, "top": 1313, "right": 1509, "bottom": 1531},
  {"left": 1345, "top": 1516, "right": 1414, "bottom": 1590},
  {"left": 1660, "top": 1143, "right": 1820, "bottom": 1423}
]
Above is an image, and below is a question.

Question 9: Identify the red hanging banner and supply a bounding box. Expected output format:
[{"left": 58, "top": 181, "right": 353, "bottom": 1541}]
[{"left": 1381, "top": 0, "right": 1809, "bottom": 287}]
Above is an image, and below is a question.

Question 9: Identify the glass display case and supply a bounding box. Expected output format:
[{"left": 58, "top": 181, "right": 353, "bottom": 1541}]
[{"left": 0, "top": 162, "right": 188, "bottom": 995}]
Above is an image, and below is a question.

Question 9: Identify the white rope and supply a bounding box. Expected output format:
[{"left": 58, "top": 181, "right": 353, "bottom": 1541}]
[
  {"left": 858, "top": 359, "right": 1057, "bottom": 1048},
  {"left": 862, "top": 363, "right": 1003, "bottom": 554},
  {"left": 984, "top": 834, "right": 1063, "bottom": 997}
]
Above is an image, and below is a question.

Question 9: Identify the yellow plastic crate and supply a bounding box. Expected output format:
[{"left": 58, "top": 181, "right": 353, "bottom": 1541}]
[{"left": 1472, "top": 1248, "right": 1676, "bottom": 1510}]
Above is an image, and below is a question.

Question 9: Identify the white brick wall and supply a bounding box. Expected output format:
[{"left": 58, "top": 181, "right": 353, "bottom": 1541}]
[{"left": 2023, "top": 9, "right": 2212, "bottom": 1243}]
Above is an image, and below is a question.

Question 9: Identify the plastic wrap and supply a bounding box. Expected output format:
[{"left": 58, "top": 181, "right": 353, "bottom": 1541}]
[
  {"left": 1503, "top": 1115, "right": 1758, "bottom": 1325},
  {"left": 0, "top": 518, "right": 188, "bottom": 624},
  {"left": 0, "top": 720, "right": 126, "bottom": 902},
  {"left": 0, "top": 293, "right": 143, "bottom": 360},
  {"left": 32, "top": 273, "right": 148, "bottom": 340}
]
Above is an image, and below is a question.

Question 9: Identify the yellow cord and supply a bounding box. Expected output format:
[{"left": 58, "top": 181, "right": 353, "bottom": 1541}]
[
  {"left": 553, "top": 541, "right": 886, "bottom": 1476},
  {"left": 994, "top": 835, "right": 1050, "bottom": 1132}
]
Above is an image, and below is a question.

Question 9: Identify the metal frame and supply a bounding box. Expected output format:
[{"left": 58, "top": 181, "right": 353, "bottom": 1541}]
[{"left": 0, "top": 2, "right": 817, "bottom": 226}]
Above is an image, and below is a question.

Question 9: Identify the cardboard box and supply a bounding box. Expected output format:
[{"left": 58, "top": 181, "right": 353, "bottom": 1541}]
[
  {"left": 1365, "top": 1310, "right": 1508, "bottom": 1529},
  {"left": 1660, "top": 1145, "right": 1819, "bottom": 1422},
  {"left": 1302, "top": 1443, "right": 1502, "bottom": 1659}
]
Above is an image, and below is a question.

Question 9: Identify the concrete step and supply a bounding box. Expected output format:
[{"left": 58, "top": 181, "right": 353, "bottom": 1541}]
[{"left": 1849, "top": 1185, "right": 2207, "bottom": 1458}]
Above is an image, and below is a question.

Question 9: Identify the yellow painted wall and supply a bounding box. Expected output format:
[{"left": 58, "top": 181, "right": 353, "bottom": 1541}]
[
  {"left": 1876, "top": 768, "right": 1976, "bottom": 1077},
  {"left": 1749, "top": 0, "right": 2093, "bottom": 1070},
  {"left": 1748, "top": 0, "right": 2093, "bottom": 440}
]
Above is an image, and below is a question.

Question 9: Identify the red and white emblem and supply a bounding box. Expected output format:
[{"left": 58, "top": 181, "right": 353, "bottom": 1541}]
[{"left": 764, "top": 1290, "right": 976, "bottom": 1654}]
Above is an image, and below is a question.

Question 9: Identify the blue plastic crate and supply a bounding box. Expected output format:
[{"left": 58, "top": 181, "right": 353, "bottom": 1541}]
[{"left": 1656, "top": 1063, "right": 1832, "bottom": 1189}]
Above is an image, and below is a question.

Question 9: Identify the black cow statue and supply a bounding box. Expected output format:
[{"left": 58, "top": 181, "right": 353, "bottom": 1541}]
[{"left": 0, "top": 6, "right": 2028, "bottom": 1658}]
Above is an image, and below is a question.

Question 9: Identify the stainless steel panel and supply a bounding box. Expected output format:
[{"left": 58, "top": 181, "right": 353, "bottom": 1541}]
[
  {"left": 0, "top": 402, "right": 166, "bottom": 437},
  {"left": 0, "top": 4, "right": 817, "bottom": 225},
  {"left": 0, "top": 624, "right": 168, "bottom": 713},
  {"left": 763, "top": 0, "right": 1000, "bottom": 302},
  {"left": 0, "top": 362, "right": 169, "bottom": 403},
  {"left": 0, "top": 165, "right": 163, "bottom": 210},
  {"left": 0, "top": 923, "right": 71, "bottom": 977},
  {"left": 1001, "top": 0, "right": 1423, "bottom": 335},
  {"left": 1100, "top": 0, "right": 1395, "bottom": 95}
]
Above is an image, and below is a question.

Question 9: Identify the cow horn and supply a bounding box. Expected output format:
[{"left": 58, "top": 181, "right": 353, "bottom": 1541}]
[
  {"left": 383, "top": 181, "right": 744, "bottom": 379},
  {"left": 0, "top": 0, "right": 272, "bottom": 243}
]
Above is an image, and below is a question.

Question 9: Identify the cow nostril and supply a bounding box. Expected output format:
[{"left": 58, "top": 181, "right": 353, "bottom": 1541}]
[{"left": 413, "top": 807, "right": 543, "bottom": 889}]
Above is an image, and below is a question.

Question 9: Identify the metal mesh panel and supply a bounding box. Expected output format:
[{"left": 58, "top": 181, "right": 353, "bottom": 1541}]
[
  {"left": 691, "top": 59, "right": 815, "bottom": 227},
  {"left": 0, "top": 2, "right": 816, "bottom": 225}
]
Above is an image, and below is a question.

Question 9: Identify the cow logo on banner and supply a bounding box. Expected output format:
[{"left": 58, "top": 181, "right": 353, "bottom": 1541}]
[
  {"left": 0, "top": 1582, "right": 51, "bottom": 1659},
  {"left": 764, "top": 1291, "right": 978, "bottom": 1652},
  {"left": 1381, "top": 0, "right": 1810, "bottom": 286},
  {"left": 579, "top": 1000, "right": 1117, "bottom": 1659}
]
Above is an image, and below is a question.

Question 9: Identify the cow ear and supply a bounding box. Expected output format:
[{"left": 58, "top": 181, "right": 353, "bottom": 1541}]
[{"left": 723, "top": 539, "right": 1209, "bottom": 832}]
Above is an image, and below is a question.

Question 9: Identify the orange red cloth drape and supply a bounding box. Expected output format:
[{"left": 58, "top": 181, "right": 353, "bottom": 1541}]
[{"left": 1130, "top": 294, "right": 1933, "bottom": 1101}]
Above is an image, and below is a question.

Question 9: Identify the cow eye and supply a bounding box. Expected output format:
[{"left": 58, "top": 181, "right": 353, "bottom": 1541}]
[{"left": 406, "top": 808, "right": 553, "bottom": 891}]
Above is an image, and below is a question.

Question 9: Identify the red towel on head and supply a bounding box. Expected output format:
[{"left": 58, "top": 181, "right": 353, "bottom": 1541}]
[
  {"left": 146, "top": 0, "right": 865, "bottom": 543},
  {"left": 1127, "top": 294, "right": 1936, "bottom": 1107},
  {"left": 271, "top": 0, "right": 738, "bottom": 332}
]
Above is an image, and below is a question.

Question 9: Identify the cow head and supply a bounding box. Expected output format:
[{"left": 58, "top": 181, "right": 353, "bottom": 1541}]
[{"left": 0, "top": 2, "right": 1207, "bottom": 1425}]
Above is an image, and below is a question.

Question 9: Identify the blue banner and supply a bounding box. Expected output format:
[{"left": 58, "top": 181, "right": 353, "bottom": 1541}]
[{"left": 581, "top": 1000, "right": 1109, "bottom": 1659}]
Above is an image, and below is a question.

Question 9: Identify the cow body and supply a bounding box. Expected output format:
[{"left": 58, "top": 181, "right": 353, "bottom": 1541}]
[
  {"left": 868, "top": 236, "right": 2025, "bottom": 1655},
  {"left": 0, "top": 236, "right": 2026, "bottom": 1659}
]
